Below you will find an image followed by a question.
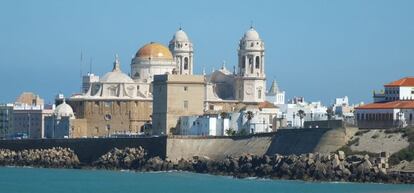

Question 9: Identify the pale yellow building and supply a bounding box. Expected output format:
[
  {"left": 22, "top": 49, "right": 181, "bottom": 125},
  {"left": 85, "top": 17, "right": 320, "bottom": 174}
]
[{"left": 152, "top": 74, "right": 205, "bottom": 135}]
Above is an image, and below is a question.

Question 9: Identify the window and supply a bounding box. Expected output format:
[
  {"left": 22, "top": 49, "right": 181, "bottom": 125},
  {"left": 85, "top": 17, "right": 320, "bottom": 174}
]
[
  {"left": 255, "top": 56, "right": 260, "bottom": 69},
  {"left": 258, "top": 89, "right": 262, "bottom": 99},
  {"left": 184, "top": 86, "right": 188, "bottom": 91},
  {"left": 109, "top": 87, "right": 117, "bottom": 96},
  {"left": 184, "top": 57, "right": 189, "bottom": 70},
  {"left": 184, "top": 100, "right": 188, "bottom": 109}
]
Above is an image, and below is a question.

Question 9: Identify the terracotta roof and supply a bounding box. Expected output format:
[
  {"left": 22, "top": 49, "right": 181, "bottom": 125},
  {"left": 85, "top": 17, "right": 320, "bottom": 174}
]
[
  {"left": 384, "top": 77, "right": 414, "bottom": 87},
  {"left": 355, "top": 100, "right": 414, "bottom": 109},
  {"left": 258, "top": 101, "right": 278, "bottom": 109}
]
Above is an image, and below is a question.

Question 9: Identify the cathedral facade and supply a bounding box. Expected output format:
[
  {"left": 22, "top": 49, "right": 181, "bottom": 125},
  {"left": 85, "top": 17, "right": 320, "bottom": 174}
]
[{"left": 66, "top": 27, "right": 269, "bottom": 137}]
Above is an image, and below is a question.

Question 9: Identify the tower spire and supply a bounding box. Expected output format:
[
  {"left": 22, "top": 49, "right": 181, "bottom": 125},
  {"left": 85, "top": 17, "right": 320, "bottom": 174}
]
[
  {"left": 113, "top": 54, "right": 121, "bottom": 72},
  {"left": 221, "top": 60, "right": 226, "bottom": 70}
]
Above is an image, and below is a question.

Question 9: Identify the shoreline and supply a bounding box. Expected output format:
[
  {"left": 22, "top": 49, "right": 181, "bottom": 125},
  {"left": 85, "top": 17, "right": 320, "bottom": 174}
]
[
  {"left": 1, "top": 165, "right": 413, "bottom": 187},
  {"left": 0, "top": 147, "right": 413, "bottom": 184}
]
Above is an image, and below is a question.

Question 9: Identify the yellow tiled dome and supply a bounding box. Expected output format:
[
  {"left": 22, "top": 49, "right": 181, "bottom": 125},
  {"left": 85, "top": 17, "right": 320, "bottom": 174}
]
[{"left": 136, "top": 42, "right": 173, "bottom": 60}]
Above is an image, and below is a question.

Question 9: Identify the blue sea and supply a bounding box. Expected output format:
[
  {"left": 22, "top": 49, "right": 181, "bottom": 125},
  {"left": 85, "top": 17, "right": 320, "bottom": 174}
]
[{"left": 0, "top": 167, "right": 413, "bottom": 193}]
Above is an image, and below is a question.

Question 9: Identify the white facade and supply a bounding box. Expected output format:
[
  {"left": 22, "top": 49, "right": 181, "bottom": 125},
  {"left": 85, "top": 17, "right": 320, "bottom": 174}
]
[
  {"left": 45, "top": 99, "right": 76, "bottom": 138},
  {"left": 356, "top": 77, "right": 414, "bottom": 129},
  {"left": 179, "top": 115, "right": 228, "bottom": 136},
  {"left": 179, "top": 104, "right": 277, "bottom": 136},
  {"left": 169, "top": 28, "right": 194, "bottom": 75},
  {"left": 266, "top": 80, "right": 285, "bottom": 105},
  {"left": 73, "top": 55, "right": 152, "bottom": 100},
  {"left": 130, "top": 42, "right": 177, "bottom": 82},
  {"left": 234, "top": 27, "right": 266, "bottom": 103},
  {"left": 279, "top": 98, "right": 328, "bottom": 128},
  {"left": 12, "top": 103, "right": 54, "bottom": 139}
]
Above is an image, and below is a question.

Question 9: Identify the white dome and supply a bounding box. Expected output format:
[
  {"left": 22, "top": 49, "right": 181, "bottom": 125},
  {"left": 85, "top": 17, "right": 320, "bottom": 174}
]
[
  {"left": 243, "top": 28, "right": 260, "bottom": 40},
  {"left": 55, "top": 100, "right": 75, "bottom": 119},
  {"left": 101, "top": 55, "right": 134, "bottom": 83},
  {"left": 101, "top": 71, "right": 134, "bottom": 83},
  {"left": 172, "top": 29, "right": 189, "bottom": 41}
]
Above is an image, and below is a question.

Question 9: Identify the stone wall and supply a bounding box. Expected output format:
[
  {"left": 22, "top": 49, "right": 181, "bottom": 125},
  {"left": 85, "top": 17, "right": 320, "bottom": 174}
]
[
  {"left": 166, "top": 133, "right": 274, "bottom": 162},
  {"left": 0, "top": 127, "right": 354, "bottom": 164},
  {"left": 0, "top": 136, "right": 167, "bottom": 163},
  {"left": 166, "top": 127, "right": 354, "bottom": 162},
  {"left": 69, "top": 100, "right": 152, "bottom": 137},
  {"left": 267, "top": 127, "right": 357, "bottom": 155}
]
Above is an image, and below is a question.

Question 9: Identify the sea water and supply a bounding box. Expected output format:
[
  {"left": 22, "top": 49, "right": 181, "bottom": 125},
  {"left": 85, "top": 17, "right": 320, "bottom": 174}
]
[{"left": 0, "top": 167, "right": 413, "bottom": 193}]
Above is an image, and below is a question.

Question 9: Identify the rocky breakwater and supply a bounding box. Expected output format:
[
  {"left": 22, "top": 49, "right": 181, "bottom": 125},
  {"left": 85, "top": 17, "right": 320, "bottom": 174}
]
[
  {"left": 93, "top": 147, "right": 174, "bottom": 171},
  {"left": 0, "top": 147, "right": 80, "bottom": 168},
  {"left": 93, "top": 147, "right": 413, "bottom": 183}
]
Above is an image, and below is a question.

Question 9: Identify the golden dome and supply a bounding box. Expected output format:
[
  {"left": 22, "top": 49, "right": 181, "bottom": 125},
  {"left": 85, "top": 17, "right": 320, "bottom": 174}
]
[{"left": 136, "top": 42, "right": 173, "bottom": 60}]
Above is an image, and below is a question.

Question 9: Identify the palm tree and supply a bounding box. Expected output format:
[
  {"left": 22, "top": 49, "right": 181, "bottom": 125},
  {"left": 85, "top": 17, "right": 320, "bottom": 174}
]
[
  {"left": 296, "top": 110, "right": 306, "bottom": 128},
  {"left": 326, "top": 108, "right": 334, "bottom": 120}
]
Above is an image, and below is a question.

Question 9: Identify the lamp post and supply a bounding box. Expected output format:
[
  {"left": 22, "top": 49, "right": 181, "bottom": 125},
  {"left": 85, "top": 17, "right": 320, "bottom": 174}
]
[
  {"left": 397, "top": 111, "right": 404, "bottom": 128},
  {"left": 27, "top": 112, "right": 31, "bottom": 139}
]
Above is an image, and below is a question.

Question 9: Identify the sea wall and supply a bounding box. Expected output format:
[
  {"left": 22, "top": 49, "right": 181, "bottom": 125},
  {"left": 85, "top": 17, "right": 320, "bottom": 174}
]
[
  {"left": 267, "top": 127, "right": 357, "bottom": 155},
  {"left": 166, "top": 133, "right": 274, "bottom": 162},
  {"left": 166, "top": 127, "right": 355, "bottom": 162},
  {"left": 0, "top": 127, "right": 355, "bottom": 164},
  {"left": 0, "top": 136, "right": 167, "bottom": 163}
]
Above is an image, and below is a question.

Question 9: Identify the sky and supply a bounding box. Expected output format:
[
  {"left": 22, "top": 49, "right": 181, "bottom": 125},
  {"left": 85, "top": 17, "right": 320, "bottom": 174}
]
[{"left": 0, "top": 0, "right": 413, "bottom": 105}]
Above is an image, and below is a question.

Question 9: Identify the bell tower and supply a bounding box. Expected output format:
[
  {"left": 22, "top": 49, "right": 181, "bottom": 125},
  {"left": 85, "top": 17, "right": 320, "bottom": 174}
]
[
  {"left": 169, "top": 27, "right": 194, "bottom": 75},
  {"left": 235, "top": 27, "right": 266, "bottom": 103}
]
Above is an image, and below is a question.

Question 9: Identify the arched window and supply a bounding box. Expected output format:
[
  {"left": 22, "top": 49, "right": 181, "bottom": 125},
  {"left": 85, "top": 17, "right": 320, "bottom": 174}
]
[
  {"left": 242, "top": 57, "right": 246, "bottom": 68},
  {"left": 255, "top": 56, "right": 260, "bottom": 69},
  {"left": 249, "top": 57, "right": 253, "bottom": 73},
  {"left": 184, "top": 57, "right": 189, "bottom": 70},
  {"left": 258, "top": 89, "right": 262, "bottom": 99}
]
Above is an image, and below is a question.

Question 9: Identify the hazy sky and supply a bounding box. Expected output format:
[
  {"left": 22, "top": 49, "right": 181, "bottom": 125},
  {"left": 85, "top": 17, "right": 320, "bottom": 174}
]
[{"left": 1, "top": 0, "right": 413, "bottom": 104}]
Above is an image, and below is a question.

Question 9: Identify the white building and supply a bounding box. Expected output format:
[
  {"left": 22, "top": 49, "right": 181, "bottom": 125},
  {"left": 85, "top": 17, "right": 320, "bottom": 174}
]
[
  {"left": 204, "top": 27, "right": 268, "bottom": 104},
  {"left": 44, "top": 99, "right": 76, "bottom": 138},
  {"left": 266, "top": 80, "right": 285, "bottom": 105},
  {"left": 12, "top": 103, "right": 54, "bottom": 139},
  {"left": 0, "top": 103, "right": 14, "bottom": 139},
  {"left": 178, "top": 101, "right": 278, "bottom": 136},
  {"left": 356, "top": 77, "right": 414, "bottom": 129},
  {"left": 179, "top": 115, "right": 228, "bottom": 136},
  {"left": 279, "top": 97, "right": 328, "bottom": 128},
  {"left": 169, "top": 28, "right": 194, "bottom": 75},
  {"left": 331, "top": 96, "right": 355, "bottom": 123}
]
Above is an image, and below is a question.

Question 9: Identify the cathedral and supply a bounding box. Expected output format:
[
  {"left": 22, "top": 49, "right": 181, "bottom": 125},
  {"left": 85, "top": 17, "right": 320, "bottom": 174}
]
[{"left": 64, "top": 27, "right": 272, "bottom": 137}]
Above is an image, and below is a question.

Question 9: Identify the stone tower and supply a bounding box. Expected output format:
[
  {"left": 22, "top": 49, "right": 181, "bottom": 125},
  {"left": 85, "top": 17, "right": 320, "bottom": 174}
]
[
  {"left": 235, "top": 27, "right": 266, "bottom": 103},
  {"left": 169, "top": 27, "right": 194, "bottom": 75}
]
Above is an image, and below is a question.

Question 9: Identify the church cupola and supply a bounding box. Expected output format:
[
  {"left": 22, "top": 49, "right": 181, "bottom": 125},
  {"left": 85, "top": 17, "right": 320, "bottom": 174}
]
[
  {"left": 235, "top": 27, "right": 266, "bottom": 103},
  {"left": 238, "top": 27, "right": 265, "bottom": 78},
  {"left": 169, "top": 27, "right": 194, "bottom": 75}
]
